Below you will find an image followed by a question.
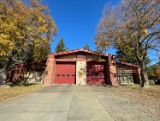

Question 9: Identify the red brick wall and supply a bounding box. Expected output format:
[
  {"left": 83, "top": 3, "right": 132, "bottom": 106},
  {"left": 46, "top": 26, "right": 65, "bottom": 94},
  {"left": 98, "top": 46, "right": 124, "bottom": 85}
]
[
  {"left": 43, "top": 55, "right": 55, "bottom": 85},
  {"left": 108, "top": 55, "right": 118, "bottom": 86}
]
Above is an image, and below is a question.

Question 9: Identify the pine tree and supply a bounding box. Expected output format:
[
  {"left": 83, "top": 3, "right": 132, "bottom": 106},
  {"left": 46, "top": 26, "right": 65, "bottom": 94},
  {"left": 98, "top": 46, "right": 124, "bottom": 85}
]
[
  {"left": 55, "top": 38, "right": 66, "bottom": 52},
  {"left": 84, "top": 44, "right": 90, "bottom": 51}
]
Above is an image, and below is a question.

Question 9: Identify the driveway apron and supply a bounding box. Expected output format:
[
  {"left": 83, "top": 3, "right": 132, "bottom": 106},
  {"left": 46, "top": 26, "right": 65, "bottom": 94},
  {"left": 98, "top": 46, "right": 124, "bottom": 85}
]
[{"left": 0, "top": 85, "right": 114, "bottom": 121}]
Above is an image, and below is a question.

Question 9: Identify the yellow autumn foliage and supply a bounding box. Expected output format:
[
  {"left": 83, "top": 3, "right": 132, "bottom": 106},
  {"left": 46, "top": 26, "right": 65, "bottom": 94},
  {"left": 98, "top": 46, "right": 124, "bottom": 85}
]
[
  {"left": 0, "top": 0, "right": 57, "bottom": 65},
  {"left": 144, "top": 29, "right": 149, "bottom": 35}
]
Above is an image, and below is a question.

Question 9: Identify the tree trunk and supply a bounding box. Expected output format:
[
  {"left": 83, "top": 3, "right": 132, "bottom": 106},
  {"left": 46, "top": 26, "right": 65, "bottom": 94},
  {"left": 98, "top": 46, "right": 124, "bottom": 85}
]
[{"left": 139, "top": 61, "right": 149, "bottom": 88}]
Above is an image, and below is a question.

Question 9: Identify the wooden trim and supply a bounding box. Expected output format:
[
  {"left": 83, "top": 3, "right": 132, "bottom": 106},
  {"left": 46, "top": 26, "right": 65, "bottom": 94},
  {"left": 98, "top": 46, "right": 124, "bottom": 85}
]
[
  {"left": 49, "top": 49, "right": 110, "bottom": 58},
  {"left": 55, "top": 59, "right": 77, "bottom": 62}
]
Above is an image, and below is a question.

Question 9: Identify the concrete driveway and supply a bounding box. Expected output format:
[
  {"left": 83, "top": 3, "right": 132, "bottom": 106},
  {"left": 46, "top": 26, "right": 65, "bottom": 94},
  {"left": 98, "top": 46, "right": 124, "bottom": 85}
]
[
  {"left": 0, "top": 85, "right": 154, "bottom": 121},
  {"left": 0, "top": 85, "right": 114, "bottom": 121}
]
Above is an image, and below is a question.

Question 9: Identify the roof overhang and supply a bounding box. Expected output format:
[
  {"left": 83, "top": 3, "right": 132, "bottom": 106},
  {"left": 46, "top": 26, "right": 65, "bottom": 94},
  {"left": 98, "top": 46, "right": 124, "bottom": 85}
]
[{"left": 48, "top": 48, "right": 113, "bottom": 58}]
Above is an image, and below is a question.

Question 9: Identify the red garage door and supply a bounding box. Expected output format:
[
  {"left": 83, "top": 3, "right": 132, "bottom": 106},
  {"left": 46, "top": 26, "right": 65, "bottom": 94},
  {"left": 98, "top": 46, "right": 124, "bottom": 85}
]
[
  {"left": 54, "top": 62, "right": 76, "bottom": 84},
  {"left": 87, "top": 62, "right": 105, "bottom": 85}
]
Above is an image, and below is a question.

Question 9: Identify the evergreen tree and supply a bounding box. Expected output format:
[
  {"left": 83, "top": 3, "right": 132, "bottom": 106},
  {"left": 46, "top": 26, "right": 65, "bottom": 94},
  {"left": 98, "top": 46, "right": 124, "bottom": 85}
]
[
  {"left": 55, "top": 38, "right": 66, "bottom": 52},
  {"left": 84, "top": 44, "right": 90, "bottom": 51},
  {"left": 116, "top": 49, "right": 150, "bottom": 66}
]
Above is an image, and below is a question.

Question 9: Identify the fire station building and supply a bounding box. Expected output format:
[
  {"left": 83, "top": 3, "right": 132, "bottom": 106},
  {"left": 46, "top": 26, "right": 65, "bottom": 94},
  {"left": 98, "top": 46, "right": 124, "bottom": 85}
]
[{"left": 44, "top": 49, "right": 140, "bottom": 86}]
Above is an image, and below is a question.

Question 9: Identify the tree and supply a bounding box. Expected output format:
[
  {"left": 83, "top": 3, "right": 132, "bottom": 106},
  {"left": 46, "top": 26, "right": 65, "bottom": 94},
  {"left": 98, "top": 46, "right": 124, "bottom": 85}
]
[
  {"left": 84, "top": 44, "right": 90, "bottom": 50},
  {"left": 116, "top": 49, "right": 150, "bottom": 65},
  {"left": 147, "top": 65, "right": 160, "bottom": 77},
  {"left": 95, "top": 0, "right": 160, "bottom": 87},
  {"left": 147, "top": 65, "right": 160, "bottom": 84},
  {"left": 116, "top": 49, "right": 139, "bottom": 64},
  {"left": 0, "top": 0, "right": 57, "bottom": 83},
  {"left": 55, "top": 38, "right": 66, "bottom": 52}
]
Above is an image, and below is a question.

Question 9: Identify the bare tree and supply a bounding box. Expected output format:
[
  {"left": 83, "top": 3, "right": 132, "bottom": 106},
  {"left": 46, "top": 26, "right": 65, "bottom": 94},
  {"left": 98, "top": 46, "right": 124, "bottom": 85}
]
[{"left": 95, "top": 0, "right": 160, "bottom": 87}]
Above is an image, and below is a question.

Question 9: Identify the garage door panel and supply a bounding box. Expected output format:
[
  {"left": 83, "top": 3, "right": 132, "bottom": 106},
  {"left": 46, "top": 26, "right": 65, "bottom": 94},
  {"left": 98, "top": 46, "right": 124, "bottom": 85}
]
[
  {"left": 54, "top": 62, "right": 75, "bottom": 84},
  {"left": 87, "top": 62, "right": 105, "bottom": 85}
]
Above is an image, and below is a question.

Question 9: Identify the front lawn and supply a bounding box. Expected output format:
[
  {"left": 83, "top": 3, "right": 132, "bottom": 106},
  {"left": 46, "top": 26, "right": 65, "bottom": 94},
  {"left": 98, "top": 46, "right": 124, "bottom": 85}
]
[{"left": 0, "top": 84, "right": 43, "bottom": 102}]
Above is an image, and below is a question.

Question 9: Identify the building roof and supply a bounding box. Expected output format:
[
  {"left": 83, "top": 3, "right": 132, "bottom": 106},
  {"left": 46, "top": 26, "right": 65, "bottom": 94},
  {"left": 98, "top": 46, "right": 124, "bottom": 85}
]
[
  {"left": 117, "top": 62, "right": 139, "bottom": 68},
  {"left": 49, "top": 48, "right": 114, "bottom": 58},
  {"left": 48, "top": 49, "right": 139, "bottom": 68}
]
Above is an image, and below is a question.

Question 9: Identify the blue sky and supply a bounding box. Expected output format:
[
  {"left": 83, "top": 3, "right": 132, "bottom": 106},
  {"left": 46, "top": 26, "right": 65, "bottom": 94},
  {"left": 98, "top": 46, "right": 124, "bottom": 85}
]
[
  {"left": 45, "top": 0, "right": 119, "bottom": 53},
  {"left": 44, "top": 0, "right": 159, "bottom": 64}
]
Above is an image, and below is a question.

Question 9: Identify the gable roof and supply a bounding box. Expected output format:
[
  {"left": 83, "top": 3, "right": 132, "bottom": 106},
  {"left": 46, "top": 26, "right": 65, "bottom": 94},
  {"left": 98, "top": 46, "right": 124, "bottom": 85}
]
[
  {"left": 49, "top": 48, "right": 113, "bottom": 58},
  {"left": 117, "top": 62, "right": 140, "bottom": 68},
  {"left": 48, "top": 49, "right": 139, "bottom": 67}
]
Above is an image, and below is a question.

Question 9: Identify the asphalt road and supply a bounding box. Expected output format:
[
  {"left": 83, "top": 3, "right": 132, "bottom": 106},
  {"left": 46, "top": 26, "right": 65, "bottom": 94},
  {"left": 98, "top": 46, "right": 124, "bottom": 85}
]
[{"left": 0, "top": 85, "right": 114, "bottom": 121}]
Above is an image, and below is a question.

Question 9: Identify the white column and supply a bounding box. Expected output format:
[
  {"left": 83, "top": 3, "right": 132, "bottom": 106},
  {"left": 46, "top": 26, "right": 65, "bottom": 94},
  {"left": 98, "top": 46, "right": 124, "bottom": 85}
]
[{"left": 76, "top": 61, "right": 86, "bottom": 85}]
